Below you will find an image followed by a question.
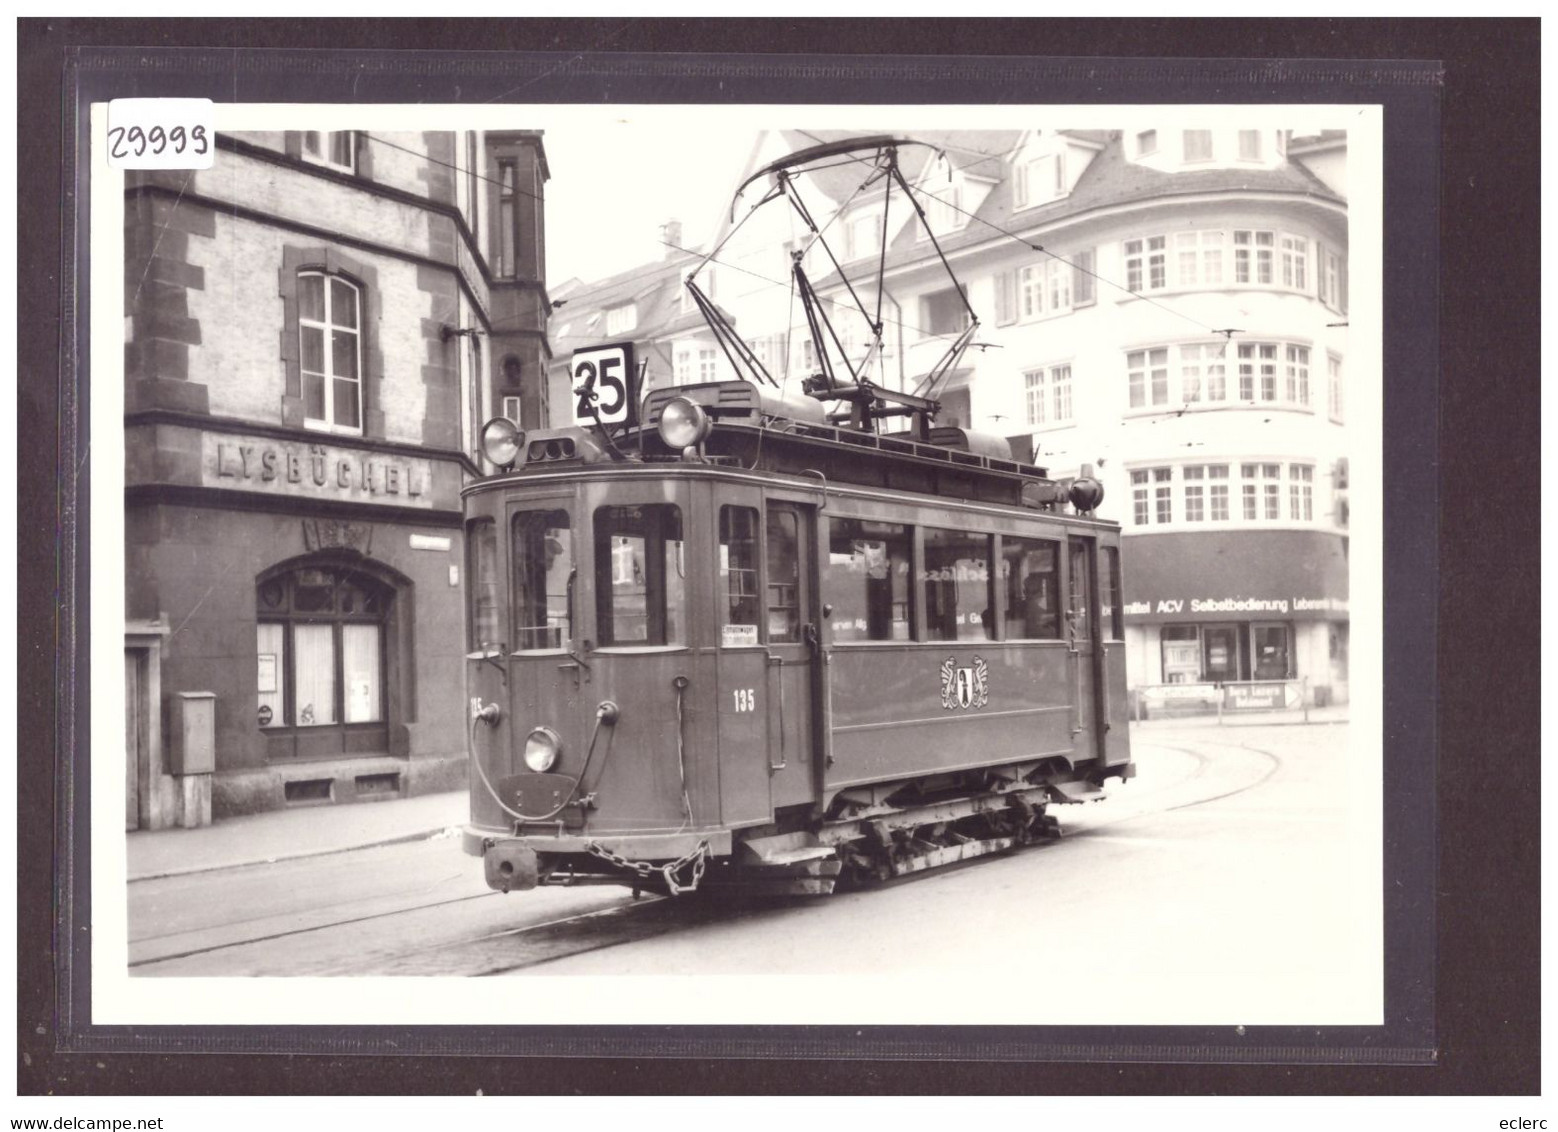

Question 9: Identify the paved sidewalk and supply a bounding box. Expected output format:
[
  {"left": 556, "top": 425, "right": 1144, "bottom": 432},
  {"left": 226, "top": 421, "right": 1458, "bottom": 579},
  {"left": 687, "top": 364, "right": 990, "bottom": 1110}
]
[
  {"left": 1128, "top": 704, "right": 1351, "bottom": 730},
  {"left": 127, "top": 789, "right": 470, "bottom": 882},
  {"left": 126, "top": 706, "right": 1348, "bottom": 882}
]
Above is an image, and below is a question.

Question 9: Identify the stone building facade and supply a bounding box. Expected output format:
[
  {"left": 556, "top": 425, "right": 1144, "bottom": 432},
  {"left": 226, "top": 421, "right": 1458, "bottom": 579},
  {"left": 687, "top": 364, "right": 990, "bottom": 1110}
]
[{"left": 123, "top": 128, "right": 550, "bottom": 827}]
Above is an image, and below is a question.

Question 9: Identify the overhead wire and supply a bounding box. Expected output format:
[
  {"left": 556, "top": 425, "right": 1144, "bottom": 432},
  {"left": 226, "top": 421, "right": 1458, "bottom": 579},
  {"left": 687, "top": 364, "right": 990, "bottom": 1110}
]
[{"left": 365, "top": 127, "right": 1238, "bottom": 353}]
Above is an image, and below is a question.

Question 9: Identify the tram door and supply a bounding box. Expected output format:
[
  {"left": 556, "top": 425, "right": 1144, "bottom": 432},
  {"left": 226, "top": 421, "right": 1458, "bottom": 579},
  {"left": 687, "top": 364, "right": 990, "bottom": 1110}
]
[
  {"left": 1067, "top": 537, "right": 1106, "bottom": 765},
  {"left": 716, "top": 497, "right": 818, "bottom": 826}
]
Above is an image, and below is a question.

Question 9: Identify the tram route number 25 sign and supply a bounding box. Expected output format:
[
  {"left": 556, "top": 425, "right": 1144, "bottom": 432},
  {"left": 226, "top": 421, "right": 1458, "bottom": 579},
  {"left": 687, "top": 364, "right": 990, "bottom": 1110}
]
[{"left": 571, "top": 342, "right": 639, "bottom": 429}]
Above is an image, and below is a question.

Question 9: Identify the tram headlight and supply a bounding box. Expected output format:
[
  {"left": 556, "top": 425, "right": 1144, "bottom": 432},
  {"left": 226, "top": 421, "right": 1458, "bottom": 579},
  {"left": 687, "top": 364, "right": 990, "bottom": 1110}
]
[
  {"left": 522, "top": 726, "right": 563, "bottom": 772},
  {"left": 481, "top": 418, "right": 525, "bottom": 467},
  {"left": 658, "top": 397, "right": 711, "bottom": 450}
]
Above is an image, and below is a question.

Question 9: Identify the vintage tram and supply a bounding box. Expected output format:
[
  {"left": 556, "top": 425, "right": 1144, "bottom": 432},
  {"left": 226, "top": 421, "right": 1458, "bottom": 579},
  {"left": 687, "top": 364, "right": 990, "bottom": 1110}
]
[{"left": 462, "top": 137, "right": 1133, "bottom": 897}]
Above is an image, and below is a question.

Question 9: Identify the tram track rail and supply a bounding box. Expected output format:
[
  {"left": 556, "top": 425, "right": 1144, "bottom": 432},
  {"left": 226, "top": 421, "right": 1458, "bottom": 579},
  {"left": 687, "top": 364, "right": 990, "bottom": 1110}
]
[{"left": 130, "top": 735, "right": 1288, "bottom": 977}]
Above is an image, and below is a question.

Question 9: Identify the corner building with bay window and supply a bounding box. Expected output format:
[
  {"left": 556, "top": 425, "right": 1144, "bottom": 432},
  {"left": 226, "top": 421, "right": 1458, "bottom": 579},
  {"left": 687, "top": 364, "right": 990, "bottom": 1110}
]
[
  {"left": 123, "top": 129, "right": 551, "bottom": 827},
  {"left": 722, "top": 126, "right": 1350, "bottom": 708}
]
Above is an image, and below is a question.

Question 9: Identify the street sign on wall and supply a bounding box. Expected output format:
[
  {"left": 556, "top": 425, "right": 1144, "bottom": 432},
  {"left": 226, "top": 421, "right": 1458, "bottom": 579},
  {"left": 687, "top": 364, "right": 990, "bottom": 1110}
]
[{"left": 570, "top": 342, "right": 638, "bottom": 429}]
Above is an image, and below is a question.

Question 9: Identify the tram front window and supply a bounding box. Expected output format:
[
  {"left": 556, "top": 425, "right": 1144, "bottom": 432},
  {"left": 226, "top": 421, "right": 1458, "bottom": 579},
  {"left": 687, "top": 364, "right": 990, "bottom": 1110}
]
[
  {"left": 595, "top": 504, "right": 685, "bottom": 646},
  {"left": 512, "top": 509, "right": 572, "bottom": 650},
  {"left": 827, "top": 518, "right": 911, "bottom": 642}
]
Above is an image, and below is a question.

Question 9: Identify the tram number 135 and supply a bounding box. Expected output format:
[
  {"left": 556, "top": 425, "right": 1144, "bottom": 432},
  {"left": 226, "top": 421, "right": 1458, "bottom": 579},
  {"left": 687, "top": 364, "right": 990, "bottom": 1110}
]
[
  {"left": 571, "top": 343, "right": 634, "bottom": 427},
  {"left": 731, "top": 688, "right": 757, "bottom": 712}
]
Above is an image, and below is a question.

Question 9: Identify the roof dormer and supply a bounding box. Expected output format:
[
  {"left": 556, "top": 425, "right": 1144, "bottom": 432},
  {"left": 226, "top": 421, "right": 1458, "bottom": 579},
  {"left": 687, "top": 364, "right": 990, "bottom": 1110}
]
[{"left": 1128, "top": 126, "right": 1292, "bottom": 173}]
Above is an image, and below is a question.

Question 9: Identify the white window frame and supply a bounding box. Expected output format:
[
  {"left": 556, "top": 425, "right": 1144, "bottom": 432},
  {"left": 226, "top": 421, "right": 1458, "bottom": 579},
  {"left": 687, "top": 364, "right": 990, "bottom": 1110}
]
[
  {"left": 605, "top": 303, "right": 638, "bottom": 335},
  {"left": 299, "top": 271, "right": 363, "bottom": 436},
  {"left": 1328, "top": 353, "right": 1345, "bottom": 422},
  {"left": 1024, "top": 363, "right": 1074, "bottom": 429},
  {"left": 1136, "top": 130, "right": 1158, "bottom": 157},
  {"left": 1238, "top": 130, "right": 1262, "bottom": 161},
  {"left": 1014, "top": 152, "right": 1066, "bottom": 210},
  {"left": 1182, "top": 129, "right": 1214, "bottom": 163},
  {"left": 1174, "top": 230, "right": 1224, "bottom": 287},
  {"left": 1126, "top": 347, "right": 1170, "bottom": 410},
  {"left": 845, "top": 211, "right": 883, "bottom": 261},
  {"left": 1123, "top": 235, "right": 1168, "bottom": 294},
  {"left": 302, "top": 131, "right": 356, "bottom": 174},
  {"left": 920, "top": 180, "right": 967, "bottom": 239}
]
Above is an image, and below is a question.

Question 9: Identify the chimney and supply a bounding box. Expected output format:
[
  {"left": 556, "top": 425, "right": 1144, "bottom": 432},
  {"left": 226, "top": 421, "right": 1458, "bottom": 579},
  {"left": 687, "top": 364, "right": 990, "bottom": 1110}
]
[{"left": 661, "top": 219, "right": 682, "bottom": 259}]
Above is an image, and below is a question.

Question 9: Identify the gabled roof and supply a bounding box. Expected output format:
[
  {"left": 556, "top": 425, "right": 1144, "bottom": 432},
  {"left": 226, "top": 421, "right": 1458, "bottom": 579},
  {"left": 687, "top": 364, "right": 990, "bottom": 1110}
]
[
  {"left": 806, "top": 130, "right": 1346, "bottom": 284},
  {"left": 548, "top": 248, "right": 735, "bottom": 361}
]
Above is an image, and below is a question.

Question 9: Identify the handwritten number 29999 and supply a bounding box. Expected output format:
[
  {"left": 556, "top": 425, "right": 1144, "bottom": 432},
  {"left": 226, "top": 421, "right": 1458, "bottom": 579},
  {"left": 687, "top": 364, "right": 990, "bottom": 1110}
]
[{"left": 108, "top": 124, "right": 209, "bottom": 160}]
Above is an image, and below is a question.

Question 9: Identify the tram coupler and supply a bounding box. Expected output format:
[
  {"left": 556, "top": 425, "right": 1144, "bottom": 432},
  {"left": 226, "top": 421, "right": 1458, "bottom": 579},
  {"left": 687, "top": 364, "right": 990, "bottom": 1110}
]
[{"left": 483, "top": 841, "right": 541, "bottom": 893}]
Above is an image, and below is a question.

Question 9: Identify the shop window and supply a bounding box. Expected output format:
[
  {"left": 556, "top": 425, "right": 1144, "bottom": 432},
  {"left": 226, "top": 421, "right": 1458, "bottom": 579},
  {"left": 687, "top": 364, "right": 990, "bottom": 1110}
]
[
  {"left": 1001, "top": 537, "right": 1060, "bottom": 641},
  {"left": 512, "top": 509, "right": 572, "bottom": 650},
  {"left": 826, "top": 518, "right": 911, "bottom": 643},
  {"left": 719, "top": 506, "right": 761, "bottom": 646},
  {"left": 594, "top": 505, "right": 684, "bottom": 646},
  {"left": 1202, "top": 625, "right": 1240, "bottom": 682},
  {"left": 256, "top": 566, "right": 390, "bottom": 733},
  {"left": 922, "top": 528, "right": 993, "bottom": 643},
  {"left": 299, "top": 271, "right": 363, "bottom": 434},
  {"left": 1161, "top": 625, "right": 1201, "bottom": 683},
  {"left": 1252, "top": 623, "right": 1293, "bottom": 680}
]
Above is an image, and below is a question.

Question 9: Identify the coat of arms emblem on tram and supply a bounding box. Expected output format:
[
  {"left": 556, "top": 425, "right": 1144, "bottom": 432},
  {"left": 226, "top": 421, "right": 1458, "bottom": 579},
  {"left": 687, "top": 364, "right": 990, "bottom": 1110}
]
[{"left": 940, "top": 656, "right": 990, "bottom": 711}]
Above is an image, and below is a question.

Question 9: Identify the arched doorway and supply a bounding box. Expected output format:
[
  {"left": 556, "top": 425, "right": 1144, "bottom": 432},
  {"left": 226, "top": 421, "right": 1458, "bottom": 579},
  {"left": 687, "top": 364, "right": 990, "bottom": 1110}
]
[{"left": 256, "top": 558, "right": 398, "bottom": 761}]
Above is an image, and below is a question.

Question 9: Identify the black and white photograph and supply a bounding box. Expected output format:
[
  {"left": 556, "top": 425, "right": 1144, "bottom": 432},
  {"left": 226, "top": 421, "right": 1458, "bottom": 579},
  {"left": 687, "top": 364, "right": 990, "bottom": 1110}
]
[{"left": 91, "top": 99, "right": 1384, "bottom": 1031}]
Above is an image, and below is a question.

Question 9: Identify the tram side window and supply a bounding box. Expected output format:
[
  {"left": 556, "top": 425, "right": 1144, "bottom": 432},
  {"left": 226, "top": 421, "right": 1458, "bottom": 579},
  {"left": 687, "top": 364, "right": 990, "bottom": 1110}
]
[
  {"left": 766, "top": 507, "right": 801, "bottom": 643},
  {"left": 1100, "top": 545, "right": 1124, "bottom": 641},
  {"left": 595, "top": 504, "right": 685, "bottom": 646},
  {"left": 1002, "top": 537, "right": 1060, "bottom": 640},
  {"left": 1068, "top": 541, "right": 1092, "bottom": 640},
  {"left": 826, "top": 518, "right": 911, "bottom": 643},
  {"left": 467, "top": 519, "right": 501, "bottom": 652},
  {"left": 923, "top": 528, "right": 993, "bottom": 642},
  {"left": 511, "top": 509, "right": 572, "bottom": 650},
  {"left": 719, "top": 506, "right": 761, "bottom": 646}
]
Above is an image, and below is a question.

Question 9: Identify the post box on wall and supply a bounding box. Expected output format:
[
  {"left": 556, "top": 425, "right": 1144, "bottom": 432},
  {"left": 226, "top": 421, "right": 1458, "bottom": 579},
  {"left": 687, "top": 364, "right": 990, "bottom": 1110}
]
[{"left": 170, "top": 691, "right": 216, "bottom": 775}]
